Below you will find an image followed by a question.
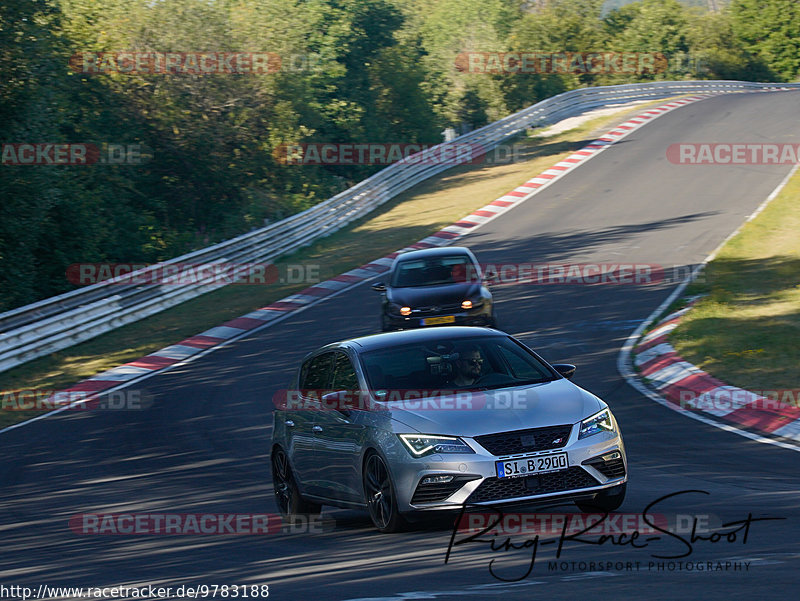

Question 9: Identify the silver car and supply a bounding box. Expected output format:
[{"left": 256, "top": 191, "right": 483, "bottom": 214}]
[{"left": 271, "top": 327, "right": 627, "bottom": 532}]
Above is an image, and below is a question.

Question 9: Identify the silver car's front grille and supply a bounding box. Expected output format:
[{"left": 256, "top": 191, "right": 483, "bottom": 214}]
[
  {"left": 466, "top": 467, "right": 599, "bottom": 503},
  {"left": 413, "top": 304, "right": 461, "bottom": 314},
  {"left": 474, "top": 425, "right": 573, "bottom": 456}
]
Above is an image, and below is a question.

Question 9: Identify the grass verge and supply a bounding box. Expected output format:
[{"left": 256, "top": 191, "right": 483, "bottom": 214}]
[
  {"left": 668, "top": 167, "right": 800, "bottom": 391},
  {"left": 0, "top": 98, "right": 680, "bottom": 429}
]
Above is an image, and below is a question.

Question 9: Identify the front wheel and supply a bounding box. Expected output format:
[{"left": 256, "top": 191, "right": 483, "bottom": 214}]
[
  {"left": 363, "top": 452, "right": 408, "bottom": 533},
  {"left": 272, "top": 447, "right": 321, "bottom": 522},
  {"left": 575, "top": 482, "right": 626, "bottom": 513}
]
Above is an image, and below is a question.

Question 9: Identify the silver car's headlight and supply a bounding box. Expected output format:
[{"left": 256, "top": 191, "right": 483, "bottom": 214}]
[
  {"left": 398, "top": 434, "right": 474, "bottom": 457},
  {"left": 578, "top": 409, "right": 615, "bottom": 439}
]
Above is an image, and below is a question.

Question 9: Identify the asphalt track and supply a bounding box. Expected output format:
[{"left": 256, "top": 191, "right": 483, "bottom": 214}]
[{"left": 2, "top": 91, "right": 800, "bottom": 601}]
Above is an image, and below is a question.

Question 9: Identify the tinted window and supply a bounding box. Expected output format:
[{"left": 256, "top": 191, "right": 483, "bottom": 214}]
[
  {"left": 498, "top": 344, "right": 547, "bottom": 380},
  {"left": 300, "top": 353, "right": 334, "bottom": 389},
  {"left": 360, "top": 336, "right": 555, "bottom": 393},
  {"left": 391, "top": 255, "right": 480, "bottom": 287},
  {"left": 331, "top": 352, "right": 359, "bottom": 392}
]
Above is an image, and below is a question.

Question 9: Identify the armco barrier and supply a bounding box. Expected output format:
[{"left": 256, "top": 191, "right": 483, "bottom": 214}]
[{"left": 1, "top": 81, "right": 798, "bottom": 373}]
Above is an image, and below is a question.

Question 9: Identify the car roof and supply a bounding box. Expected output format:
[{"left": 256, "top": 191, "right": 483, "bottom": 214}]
[
  {"left": 341, "top": 326, "right": 506, "bottom": 352},
  {"left": 392, "top": 246, "right": 474, "bottom": 263}
]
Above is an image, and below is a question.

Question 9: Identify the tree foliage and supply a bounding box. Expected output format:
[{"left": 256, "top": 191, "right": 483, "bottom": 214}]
[{"left": 0, "top": 0, "right": 796, "bottom": 311}]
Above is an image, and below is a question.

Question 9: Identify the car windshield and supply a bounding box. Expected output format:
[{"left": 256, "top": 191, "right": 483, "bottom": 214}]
[
  {"left": 390, "top": 255, "right": 481, "bottom": 287},
  {"left": 359, "top": 335, "right": 557, "bottom": 395}
]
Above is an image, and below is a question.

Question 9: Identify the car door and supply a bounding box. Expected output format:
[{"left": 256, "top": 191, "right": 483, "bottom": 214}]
[
  {"left": 310, "top": 350, "right": 369, "bottom": 502},
  {"left": 287, "top": 351, "right": 334, "bottom": 496}
]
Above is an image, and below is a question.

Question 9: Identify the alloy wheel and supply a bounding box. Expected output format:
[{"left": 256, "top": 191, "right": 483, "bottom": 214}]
[
  {"left": 364, "top": 454, "right": 394, "bottom": 530},
  {"left": 271, "top": 448, "right": 293, "bottom": 516}
]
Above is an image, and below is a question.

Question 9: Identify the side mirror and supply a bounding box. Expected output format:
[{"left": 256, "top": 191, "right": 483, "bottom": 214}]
[
  {"left": 371, "top": 282, "right": 386, "bottom": 292},
  {"left": 552, "top": 364, "right": 576, "bottom": 380}
]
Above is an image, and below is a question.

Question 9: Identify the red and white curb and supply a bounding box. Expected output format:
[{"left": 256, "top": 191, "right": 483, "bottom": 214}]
[
  {"left": 632, "top": 300, "right": 800, "bottom": 444},
  {"left": 1, "top": 94, "right": 715, "bottom": 434},
  {"left": 618, "top": 154, "right": 800, "bottom": 452}
]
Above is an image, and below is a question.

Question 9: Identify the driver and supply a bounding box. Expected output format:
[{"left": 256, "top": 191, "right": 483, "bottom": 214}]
[{"left": 451, "top": 345, "right": 484, "bottom": 387}]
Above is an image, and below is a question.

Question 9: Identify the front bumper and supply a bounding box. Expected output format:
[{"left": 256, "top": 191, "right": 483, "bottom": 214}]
[
  {"left": 390, "top": 426, "right": 626, "bottom": 513},
  {"left": 383, "top": 308, "right": 493, "bottom": 331}
]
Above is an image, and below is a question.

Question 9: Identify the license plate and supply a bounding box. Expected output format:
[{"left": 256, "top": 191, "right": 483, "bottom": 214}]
[
  {"left": 496, "top": 452, "right": 568, "bottom": 479},
  {"left": 422, "top": 315, "right": 455, "bottom": 326}
]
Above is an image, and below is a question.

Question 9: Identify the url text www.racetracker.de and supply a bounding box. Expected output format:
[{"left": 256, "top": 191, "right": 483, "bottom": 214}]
[{"left": 0, "top": 584, "right": 271, "bottom": 600}]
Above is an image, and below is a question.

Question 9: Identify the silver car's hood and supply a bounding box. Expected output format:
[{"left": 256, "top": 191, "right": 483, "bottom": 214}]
[{"left": 385, "top": 379, "right": 604, "bottom": 437}]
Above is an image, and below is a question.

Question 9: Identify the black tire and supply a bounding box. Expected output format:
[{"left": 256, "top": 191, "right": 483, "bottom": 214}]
[
  {"left": 271, "top": 447, "right": 321, "bottom": 522},
  {"left": 363, "top": 452, "right": 408, "bottom": 533},
  {"left": 575, "top": 482, "right": 626, "bottom": 513}
]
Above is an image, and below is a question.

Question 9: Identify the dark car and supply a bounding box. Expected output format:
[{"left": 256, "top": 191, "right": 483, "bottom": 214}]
[{"left": 372, "top": 246, "right": 495, "bottom": 332}]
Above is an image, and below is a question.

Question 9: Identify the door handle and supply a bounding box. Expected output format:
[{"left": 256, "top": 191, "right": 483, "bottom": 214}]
[
  {"left": 312, "top": 425, "right": 323, "bottom": 433},
  {"left": 284, "top": 420, "right": 295, "bottom": 427}
]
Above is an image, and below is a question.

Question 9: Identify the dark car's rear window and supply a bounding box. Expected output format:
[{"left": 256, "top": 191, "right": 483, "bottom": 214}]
[{"left": 391, "top": 255, "right": 481, "bottom": 287}]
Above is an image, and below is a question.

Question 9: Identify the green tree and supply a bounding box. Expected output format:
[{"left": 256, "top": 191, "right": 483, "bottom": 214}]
[
  {"left": 686, "top": 10, "right": 775, "bottom": 80},
  {"left": 1, "top": 0, "right": 148, "bottom": 310},
  {"left": 504, "top": 0, "right": 606, "bottom": 110},
  {"left": 730, "top": 0, "right": 800, "bottom": 81},
  {"left": 603, "top": 0, "right": 692, "bottom": 82},
  {"left": 404, "top": 0, "right": 516, "bottom": 127}
]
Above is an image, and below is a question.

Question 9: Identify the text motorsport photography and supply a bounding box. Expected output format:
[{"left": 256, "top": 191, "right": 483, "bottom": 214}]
[{"left": 446, "top": 490, "right": 783, "bottom": 582}]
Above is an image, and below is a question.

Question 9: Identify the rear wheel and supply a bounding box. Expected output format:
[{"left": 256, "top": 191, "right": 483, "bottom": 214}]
[
  {"left": 271, "top": 447, "right": 321, "bottom": 521},
  {"left": 363, "top": 452, "right": 408, "bottom": 533},
  {"left": 575, "top": 482, "right": 626, "bottom": 513}
]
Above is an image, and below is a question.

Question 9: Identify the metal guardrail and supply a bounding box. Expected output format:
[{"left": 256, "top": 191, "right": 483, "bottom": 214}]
[{"left": 1, "top": 80, "right": 798, "bottom": 373}]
